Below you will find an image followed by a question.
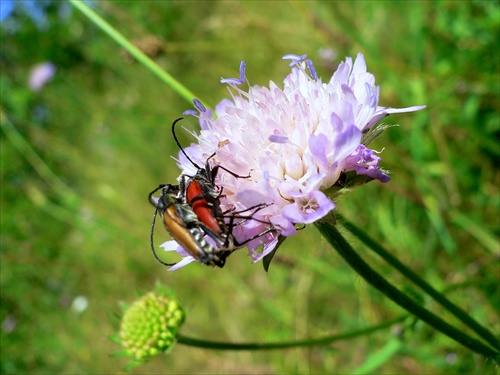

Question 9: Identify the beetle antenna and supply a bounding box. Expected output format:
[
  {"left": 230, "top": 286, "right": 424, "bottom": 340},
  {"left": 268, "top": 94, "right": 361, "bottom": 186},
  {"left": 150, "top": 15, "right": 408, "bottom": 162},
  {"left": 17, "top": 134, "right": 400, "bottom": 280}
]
[
  {"left": 172, "top": 117, "right": 201, "bottom": 170},
  {"left": 150, "top": 200, "right": 177, "bottom": 267},
  {"left": 149, "top": 184, "right": 166, "bottom": 207}
]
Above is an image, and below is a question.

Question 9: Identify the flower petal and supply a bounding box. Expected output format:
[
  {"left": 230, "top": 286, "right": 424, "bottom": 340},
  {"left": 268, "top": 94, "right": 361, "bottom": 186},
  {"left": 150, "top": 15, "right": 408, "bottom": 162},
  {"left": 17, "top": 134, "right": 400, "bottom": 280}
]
[{"left": 282, "top": 190, "right": 335, "bottom": 224}]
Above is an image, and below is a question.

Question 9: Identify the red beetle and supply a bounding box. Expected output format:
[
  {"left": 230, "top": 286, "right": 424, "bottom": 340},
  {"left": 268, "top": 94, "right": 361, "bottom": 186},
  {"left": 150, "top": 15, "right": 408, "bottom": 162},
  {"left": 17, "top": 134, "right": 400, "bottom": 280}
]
[
  {"left": 149, "top": 184, "right": 229, "bottom": 268},
  {"left": 149, "top": 184, "right": 273, "bottom": 268},
  {"left": 172, "top": 118, "right": 275, "bottom": 249},
  {"left": 147, "top": 118, "right": 276, "bottom": 268}
]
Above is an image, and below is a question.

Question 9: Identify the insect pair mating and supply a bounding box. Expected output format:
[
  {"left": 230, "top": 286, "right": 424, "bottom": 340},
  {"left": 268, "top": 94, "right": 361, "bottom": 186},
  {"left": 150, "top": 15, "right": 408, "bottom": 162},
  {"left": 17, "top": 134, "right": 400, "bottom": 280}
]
[{"left": 149, "top": 118, "right": 276, "bottom": 268}]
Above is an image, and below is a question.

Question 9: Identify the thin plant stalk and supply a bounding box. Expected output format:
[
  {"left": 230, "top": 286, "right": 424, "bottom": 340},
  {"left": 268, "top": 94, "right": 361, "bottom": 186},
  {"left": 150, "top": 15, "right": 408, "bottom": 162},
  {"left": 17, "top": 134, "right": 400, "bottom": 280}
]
[
  {"left": 315, "top": 217, "right": 500, "bottom": 363},
  {"left": 177, "top": 315, "right": 408, "bottom": 350},
  {"left": 69, "top": 0, "right": 198, "bottom": 105},
  {"left": 336, "top": 214, "right": 500, "bottom": 352},
  {"left": 0, "top": 111, "right": 70, "bottom": 195}
]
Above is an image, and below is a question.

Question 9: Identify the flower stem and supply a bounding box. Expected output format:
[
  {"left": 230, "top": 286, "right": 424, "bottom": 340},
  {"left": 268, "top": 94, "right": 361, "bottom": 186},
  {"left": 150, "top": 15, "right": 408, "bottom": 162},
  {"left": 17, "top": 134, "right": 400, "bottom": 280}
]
[
  {"left": 314, "top": 218, "right": 500, "bottom": 362},
  {"left": 177, "top": 315, "right": 407, "bottom": 350},
  {"left": 335, "top": 214, "right": 500, "bottom": 352},
  {"left": 0, "top": 112, "right": 70, "bottom": 195},
  {"left": 69, "top": 0, "right": 197, "bottom": 105}
]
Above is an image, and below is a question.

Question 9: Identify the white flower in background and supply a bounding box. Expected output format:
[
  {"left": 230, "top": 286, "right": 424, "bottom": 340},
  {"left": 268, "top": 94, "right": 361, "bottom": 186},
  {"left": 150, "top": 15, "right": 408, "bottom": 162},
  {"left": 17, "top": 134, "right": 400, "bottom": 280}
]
[{"left": 28, "top": 62, "right": 56, "bottom": 91}]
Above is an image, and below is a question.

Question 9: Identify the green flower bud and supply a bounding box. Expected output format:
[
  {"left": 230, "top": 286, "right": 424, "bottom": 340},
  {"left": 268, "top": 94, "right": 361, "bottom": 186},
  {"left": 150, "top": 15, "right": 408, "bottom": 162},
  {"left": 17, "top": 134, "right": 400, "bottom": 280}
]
[{"left": 118, "top": 288, "right": 185, "bottom": 363}]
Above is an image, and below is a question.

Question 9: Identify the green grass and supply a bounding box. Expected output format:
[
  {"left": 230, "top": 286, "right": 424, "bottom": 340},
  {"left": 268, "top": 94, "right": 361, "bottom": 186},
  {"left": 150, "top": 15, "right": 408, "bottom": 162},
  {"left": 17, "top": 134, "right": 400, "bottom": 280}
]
[{"left": 1, "top": 1, "right": 498, "bottom": 373}]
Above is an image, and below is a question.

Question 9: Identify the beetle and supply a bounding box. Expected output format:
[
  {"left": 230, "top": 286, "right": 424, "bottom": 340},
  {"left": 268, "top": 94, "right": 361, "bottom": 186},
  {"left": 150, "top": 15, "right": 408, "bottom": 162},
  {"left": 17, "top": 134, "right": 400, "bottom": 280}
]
[
  {"left": 171, "top": 117, "right": 248, "bottom": 233},
  {"left": 149, "top": 183, "right": 277, "bottom": 268},
  {"left": 149, "top": 184, "right": 230, "bottom": 268},
  {"left": 148, "top": 117, "right": 277, "bottom": 268},
  {"left": 173, "top": 118, "right": 279, "bottom": 247},
  {"left": 172, "top": 118, "right": 275, "bottom": 240}
]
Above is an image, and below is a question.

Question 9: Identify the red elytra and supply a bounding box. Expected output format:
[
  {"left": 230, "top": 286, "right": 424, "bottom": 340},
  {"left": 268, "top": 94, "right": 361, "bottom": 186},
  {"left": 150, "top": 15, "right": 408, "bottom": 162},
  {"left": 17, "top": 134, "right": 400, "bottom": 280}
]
[
  {"left": 153, "top": 118, "right": 277, "bottom": 260},
  {"left": 185, "top": 180, "right": 223, "bottom": 235},
  {"left": 172, "top": 117, "right": 240, "bottom": 238}
]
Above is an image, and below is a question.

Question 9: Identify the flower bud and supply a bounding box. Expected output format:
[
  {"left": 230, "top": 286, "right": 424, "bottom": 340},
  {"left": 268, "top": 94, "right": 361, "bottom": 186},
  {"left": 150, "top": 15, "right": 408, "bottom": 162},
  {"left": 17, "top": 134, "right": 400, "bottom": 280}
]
[{"left": 118, "top": 289, "right": 185, "bottom": 363}]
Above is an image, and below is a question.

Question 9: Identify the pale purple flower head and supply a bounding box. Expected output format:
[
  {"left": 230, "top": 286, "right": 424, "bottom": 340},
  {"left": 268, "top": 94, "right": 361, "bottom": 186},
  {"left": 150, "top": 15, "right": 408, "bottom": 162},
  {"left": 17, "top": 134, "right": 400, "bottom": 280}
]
[
  {"left": 173, "top": 53, "right": 425, "bottom": 264},
  {"left": 29, "top": 62, "right": 56, "bottom": 91}
]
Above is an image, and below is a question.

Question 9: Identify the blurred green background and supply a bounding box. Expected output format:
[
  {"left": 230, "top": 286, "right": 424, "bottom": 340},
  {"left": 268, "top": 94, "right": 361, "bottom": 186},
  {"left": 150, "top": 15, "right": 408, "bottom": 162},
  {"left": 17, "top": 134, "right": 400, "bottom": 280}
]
[{"left": 1, "top": 1, "right": 498, "bottom": 373}]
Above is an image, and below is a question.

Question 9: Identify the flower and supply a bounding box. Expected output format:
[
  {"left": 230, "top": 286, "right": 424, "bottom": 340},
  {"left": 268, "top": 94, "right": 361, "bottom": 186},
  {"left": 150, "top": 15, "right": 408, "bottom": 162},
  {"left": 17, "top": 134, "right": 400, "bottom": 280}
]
[
  {"left": 173, "top": 53, "right": 425, "bottom": 265},
  {"left": 28, "top": 62, "right": 56, "bottom": 91},
  {"left": 117, "top": 287, "right": 185, "bottom": 368}
]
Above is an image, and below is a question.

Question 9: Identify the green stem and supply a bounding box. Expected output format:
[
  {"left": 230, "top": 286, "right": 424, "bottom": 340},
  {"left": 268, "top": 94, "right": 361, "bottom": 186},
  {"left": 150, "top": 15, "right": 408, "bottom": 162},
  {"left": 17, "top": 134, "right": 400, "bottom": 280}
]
[
  {"left": 69, "top": 0, "right": 198, "bottom": 105},
  {"left": 0, "top": 112, "right": 70, "bottom": 195},
  {"left": 177, "top": 315, "right": 407, "bottom": 350},
  {"left": 314, "top": 219, "right": 500, "bottom": 362},
  {"left": 336, "top": 214, "right": 500, "bottom": 351}
]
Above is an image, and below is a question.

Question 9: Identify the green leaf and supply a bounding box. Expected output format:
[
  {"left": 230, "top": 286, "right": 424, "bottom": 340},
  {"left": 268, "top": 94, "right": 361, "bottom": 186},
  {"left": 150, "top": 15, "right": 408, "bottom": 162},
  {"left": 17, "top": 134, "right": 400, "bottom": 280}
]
[{"left": 352, "top": 339, "right": 403, "bottom": 374}]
